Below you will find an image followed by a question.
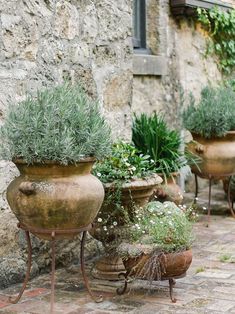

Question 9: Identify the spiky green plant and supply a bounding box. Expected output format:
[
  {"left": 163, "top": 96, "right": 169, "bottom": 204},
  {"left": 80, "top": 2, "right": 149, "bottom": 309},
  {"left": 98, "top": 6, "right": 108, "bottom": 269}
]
[
  {"left": 183, "top": 85, "right": 235, "bottom": 138},
  {"left": 0, "top": 83, "right": 111, "bottom": 164},
  {"left": 132, "top": 113, "right": 185, "bottom": 177}
]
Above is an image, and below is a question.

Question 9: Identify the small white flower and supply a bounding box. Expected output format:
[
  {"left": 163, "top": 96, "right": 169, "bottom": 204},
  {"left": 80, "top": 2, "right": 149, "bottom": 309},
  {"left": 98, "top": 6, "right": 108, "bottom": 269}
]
[
  {"left": 97, "top": 218, "right": 102, "bottom": 222},
  {"left": 113, "top": 221, "right": 117, "bottom": 226},
  {"left": 103, "top": 226, "right": 107, "bottom": 231},
  {"left": 137, "top": 226, "right": 141, "bottom": 230},
  {"left": 97, "top": 173, "right": 101, "bottom": 177},
  {"left": 160, "top": 221, "right": 163, "bottom": 224},
  {"left": 195, "top": 197, "right": 198, "bottom": 201},
  {"left": 142, "top": 230, "right": 146, "bottom": 234},
  {"left": 203, "top": 206, "right": 207, "bottom": 211}
]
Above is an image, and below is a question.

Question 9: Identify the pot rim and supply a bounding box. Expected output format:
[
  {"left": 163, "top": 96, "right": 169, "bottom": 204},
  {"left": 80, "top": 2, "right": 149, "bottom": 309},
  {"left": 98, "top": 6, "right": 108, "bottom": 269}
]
[
  {"left": 12, "top": 157, "right": 96, "bottom": 166},
  {"left": 103, "top": 174, "right": 163, "bottom": 190},
  {"left": 191, "top": 130, "right": 235, "bottom": 139}
]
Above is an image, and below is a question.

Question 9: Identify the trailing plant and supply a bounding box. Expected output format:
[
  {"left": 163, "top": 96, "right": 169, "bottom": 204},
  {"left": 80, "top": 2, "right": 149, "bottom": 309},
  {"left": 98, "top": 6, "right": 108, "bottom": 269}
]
[
  {"left": 92, "top": 141, "right": 155, "bottom": 184},
  {"left": 197, "top": 6, "right": 235, "bottom": 73},
  {"left": 183, "top": 85, "right": 235, "bottom": 138},
  {"left": 132, "top": 113, "right": 186, "bottom": 177},
  {"left": 91, "top": 141, "right": 158, "bottom": 248},
  {"left": 0, "top": 83, "right": 111, "bottom": 164}
]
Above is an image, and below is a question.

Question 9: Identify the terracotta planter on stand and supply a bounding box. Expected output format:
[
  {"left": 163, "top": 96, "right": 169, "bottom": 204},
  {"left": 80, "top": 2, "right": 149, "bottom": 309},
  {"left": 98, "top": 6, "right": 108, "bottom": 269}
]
[
  {"left": 7, "top": 158, "right": 104, "bottom": 240},
  {"left": 6, "top": 158, "right": 105, "bottom": 310},
  {"left": 90, "top": 174, "right": 163, "bottom": 280},
  {"left": 117, "top": 243, "right": 192, "bottom": 302},
  {"left": 187, "top": 131, "right": 235, "bottom": 219}
]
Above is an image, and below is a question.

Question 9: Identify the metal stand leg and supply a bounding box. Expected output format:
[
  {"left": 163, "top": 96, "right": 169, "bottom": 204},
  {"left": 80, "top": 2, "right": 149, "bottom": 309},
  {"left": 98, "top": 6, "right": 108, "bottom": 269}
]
[
  {"left": 207, "top": 176, "right": 212, "bottom": 227},
  {"left": 80, "top": 231, "right": 102, "bottom": 303},
  {"left": 227, "top": 176, "right": 235, "bottom": 218},
  {"left": 169, "top": 278, "right": 176, "bottom": 303},
  {"left": 50, "top": 232, "right": 56, "bottom": 314},
  {"left": 116, "top": 273, "right": 130, "bottom": 295},
  {"left": 194, "top": 174, "right": 198, "bottom": 204},
  {"left": 9, "top": 231, "right": 32, "bottom": 304}
]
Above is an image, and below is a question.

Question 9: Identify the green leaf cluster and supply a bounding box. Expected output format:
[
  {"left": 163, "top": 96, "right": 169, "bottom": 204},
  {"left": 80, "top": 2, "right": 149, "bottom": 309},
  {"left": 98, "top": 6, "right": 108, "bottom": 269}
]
[
  {"left": 0, "top": 83, "right": 111, "bottom": 164},
  {"left": 183, "top": 85, "right": 235, "bottom": 138},
  {"left": 130, "top": 201, "right": 194, "bottom": 252},
  {"left": 132, "top": 113, "right": 185, "bottom": 177},
  {"left": 92, "top": 141, "right": 155, "bottom": 183},
  {"left": 197, "top": 6, "right": 235, "bottom": 73}
]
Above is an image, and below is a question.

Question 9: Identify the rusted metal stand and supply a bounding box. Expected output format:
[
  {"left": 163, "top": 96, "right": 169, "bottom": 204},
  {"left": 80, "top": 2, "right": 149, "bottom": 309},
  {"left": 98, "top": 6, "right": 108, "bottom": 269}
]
[
  {"left": 194, "top": 174, "right": 235, "bottom": 226},
  {"left": 117, "top": 272, "right": 181, "bottom": 303},
  {"left": 9, "top": 223, "right": 102, "bottom": 314}
]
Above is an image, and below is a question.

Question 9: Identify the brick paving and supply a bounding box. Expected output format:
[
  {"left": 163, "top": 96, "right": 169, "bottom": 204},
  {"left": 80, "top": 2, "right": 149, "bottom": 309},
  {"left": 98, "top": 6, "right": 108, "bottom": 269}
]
[{"left": 0, "top": 183, "right": 235, "bottom": 313}]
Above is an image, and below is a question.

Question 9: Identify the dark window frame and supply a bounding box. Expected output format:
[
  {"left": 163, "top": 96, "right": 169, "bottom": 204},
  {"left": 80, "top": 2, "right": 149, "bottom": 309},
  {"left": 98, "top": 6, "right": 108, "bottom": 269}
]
[{"left": 133, "top": 0, "right": 146, "bottom": 50}]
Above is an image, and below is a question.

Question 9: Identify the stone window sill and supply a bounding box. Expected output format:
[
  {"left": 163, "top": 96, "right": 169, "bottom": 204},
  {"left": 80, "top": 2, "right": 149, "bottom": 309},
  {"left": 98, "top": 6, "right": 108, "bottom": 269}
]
[
  {"left": 170, "top": 0, "right": 233, "bottom": 16},
  {"left": 133, "top": 54, "right": 167, "bottom": 76}
]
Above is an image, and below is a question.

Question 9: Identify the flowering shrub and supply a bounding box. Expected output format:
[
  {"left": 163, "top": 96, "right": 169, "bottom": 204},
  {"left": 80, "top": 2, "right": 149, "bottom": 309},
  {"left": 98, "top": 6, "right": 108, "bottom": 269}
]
[{"left": 130, "top": 201, "right": 194, "bottom": 252}]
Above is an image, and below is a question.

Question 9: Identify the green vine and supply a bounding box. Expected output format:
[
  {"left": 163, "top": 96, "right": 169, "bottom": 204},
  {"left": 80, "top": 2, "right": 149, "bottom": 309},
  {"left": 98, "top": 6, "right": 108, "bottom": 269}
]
[{"left": 197, "top": 6, "right": 235, "bottom": 74}]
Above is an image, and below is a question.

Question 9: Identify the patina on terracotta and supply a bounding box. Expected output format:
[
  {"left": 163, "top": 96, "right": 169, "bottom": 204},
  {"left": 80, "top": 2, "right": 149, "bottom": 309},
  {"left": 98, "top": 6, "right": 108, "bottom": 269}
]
[
  {"left": 7, "top": 158, "right": 104, "bottom": 240},
  {"left": 187, "top": 131, "right": 235, "bottom": 178},
  {"left": 122, "top": 247, "right": 193, "bottom": 280}
]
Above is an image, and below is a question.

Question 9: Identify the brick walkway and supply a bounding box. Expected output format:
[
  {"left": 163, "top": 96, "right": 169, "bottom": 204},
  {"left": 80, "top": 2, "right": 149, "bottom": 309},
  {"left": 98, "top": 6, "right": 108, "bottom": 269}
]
[{"left": 0, "top": 184, "right": 235, "bottom": 313}]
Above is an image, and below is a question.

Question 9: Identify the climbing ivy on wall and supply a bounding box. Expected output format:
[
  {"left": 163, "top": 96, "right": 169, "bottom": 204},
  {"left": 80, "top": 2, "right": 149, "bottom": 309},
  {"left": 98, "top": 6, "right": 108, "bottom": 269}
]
[{"left": 197, "top": 6, "right": 235, "bottom": 74}]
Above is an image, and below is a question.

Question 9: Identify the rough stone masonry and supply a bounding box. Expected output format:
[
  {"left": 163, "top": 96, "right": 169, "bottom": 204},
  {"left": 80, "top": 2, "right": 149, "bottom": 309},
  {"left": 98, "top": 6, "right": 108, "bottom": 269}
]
[{"left": 0, "top": 0, "right": 133, "bottom": 287}]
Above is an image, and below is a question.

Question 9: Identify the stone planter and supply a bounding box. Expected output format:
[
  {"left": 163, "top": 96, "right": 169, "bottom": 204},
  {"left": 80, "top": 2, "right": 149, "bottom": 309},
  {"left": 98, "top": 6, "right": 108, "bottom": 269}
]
[
  {"left": 90, "top": 174, "right": 162, "bottom": 280},
  {"left": 7, "top": 158, "right": 104, "bottom": 240},
  {"left": 187, "top": 131, "right": 235, "bottom": 178}
]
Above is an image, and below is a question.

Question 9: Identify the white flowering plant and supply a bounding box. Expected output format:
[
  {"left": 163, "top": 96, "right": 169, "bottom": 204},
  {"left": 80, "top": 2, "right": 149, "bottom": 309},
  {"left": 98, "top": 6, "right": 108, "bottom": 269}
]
[
  {"left": 130, "top": 201, "right": 194, "bottom": 253},
  {"left": 92, "top": 141, "right": 155, "bottom": 183}
]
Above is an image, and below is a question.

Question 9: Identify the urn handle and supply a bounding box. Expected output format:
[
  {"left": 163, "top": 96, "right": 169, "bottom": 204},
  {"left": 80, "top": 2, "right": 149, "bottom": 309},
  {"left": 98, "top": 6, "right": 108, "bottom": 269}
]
[
  {"left": 195, "top": 143, "right": 204, "bottom": 154},
  {"left": 19, "top": 182, "right": 36, "bottom": 196}
]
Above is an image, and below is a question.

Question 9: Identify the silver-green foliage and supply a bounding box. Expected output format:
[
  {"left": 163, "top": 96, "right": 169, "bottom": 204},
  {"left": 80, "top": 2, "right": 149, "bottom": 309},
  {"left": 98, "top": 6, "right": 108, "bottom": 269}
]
[
  {"left": 131, "top": 201, "right": 194, "bottom": 252},
  {"left": 0, "top": 84, "right": 111, "bottom": 164},
  {"left": 183, "top": 86, "right": 235, "bottom": 138}
]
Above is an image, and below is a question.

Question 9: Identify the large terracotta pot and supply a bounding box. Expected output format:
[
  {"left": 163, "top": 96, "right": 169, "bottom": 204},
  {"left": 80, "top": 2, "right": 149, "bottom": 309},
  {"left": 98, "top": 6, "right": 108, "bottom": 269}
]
[
  {"left": 122, "top": 248, "right": 192, "bottom": 280},
  {"left": 187, "top": 131, "right": 235, "bottom": 178},
  {"left": 7, "top": 158, "right": 104, "bottom": 240},
  {"left": 153, "top": 172, "right": 183, "bottom": 205}
]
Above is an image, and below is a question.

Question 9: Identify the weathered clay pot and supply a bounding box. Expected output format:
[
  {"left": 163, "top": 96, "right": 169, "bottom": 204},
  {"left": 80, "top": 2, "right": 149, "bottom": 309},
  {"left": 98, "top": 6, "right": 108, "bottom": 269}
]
[
  {"left": 90, "top": 175, "right": 162, "bottom": 280},
  {"left": 122, "top": 248, "right": 192, "bottom": 280},
  {"left": 153, "top": 173, "right": 183, "bottom": 205},
  {"left": 7, "top": 158, "right": 104, "bottom": 240},
  {"left": 187, "top": 131, "right": 235, "bottom": 178}
]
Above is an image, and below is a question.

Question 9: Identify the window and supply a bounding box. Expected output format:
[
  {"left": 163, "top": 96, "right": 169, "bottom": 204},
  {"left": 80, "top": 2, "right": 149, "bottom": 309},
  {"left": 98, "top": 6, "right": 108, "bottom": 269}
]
[{"left": 133, "top": 0, "right": 146, "bottom": 49}]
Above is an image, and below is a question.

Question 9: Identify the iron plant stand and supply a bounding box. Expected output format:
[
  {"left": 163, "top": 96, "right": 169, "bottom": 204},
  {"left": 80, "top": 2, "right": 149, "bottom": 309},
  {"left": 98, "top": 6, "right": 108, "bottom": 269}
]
[
  {"left": 9, "top": 223, "right": 102, "bottom": 314},
  {"left": 116, "top": 272, "right": 181, "bottom": 303},
  {"left": 194, "top": 174, "right": 235, "bottom": 226}
]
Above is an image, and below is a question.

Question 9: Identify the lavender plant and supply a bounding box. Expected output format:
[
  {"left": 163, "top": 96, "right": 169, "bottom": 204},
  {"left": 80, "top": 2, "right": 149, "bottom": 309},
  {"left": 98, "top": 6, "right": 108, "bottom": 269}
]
[{"left": 0, "top": 83, "right": 111, "bottom": 164}]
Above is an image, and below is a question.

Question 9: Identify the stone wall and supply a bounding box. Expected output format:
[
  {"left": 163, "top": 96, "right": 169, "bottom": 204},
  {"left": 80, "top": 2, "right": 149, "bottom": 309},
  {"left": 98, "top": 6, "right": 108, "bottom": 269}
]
[
  {"left": 0, "top": 0, "right": 132, "bottom": 287},
  {"left": 132, "top": 0, "right": 225, "bottom": 129}
]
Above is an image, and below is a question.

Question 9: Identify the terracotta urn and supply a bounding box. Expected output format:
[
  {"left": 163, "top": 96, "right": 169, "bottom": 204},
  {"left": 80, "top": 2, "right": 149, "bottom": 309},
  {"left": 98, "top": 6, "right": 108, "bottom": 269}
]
[
  {"left": 153, "top": 173, "right": 183, "bottom": 205},
  {"left": 7, "top": 158, "right": 104, "bottom": 240},
  {"left": 187, "top": 131, "right": 235, "bottom": 178},
  {"left": 122, "top": 247, "right": 193, "bottom": 280}
]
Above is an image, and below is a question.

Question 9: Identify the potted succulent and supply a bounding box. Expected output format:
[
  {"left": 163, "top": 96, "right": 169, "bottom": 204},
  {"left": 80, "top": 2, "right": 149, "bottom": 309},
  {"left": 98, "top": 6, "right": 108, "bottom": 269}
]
[
  {"left": 0, "top": 83, "right": 111, "bottom": 240},
  {"left": 117, "top": 201, "right": 194, "bottom": 302},
  {"left": 90, "top": 141, "right": 162, "bottom": 279},
  {"left": 132, "top": 113, "right": 186, "bottom": 204},
  {"left": 183, "top": 85, "right": 235, "bottom": 178}
]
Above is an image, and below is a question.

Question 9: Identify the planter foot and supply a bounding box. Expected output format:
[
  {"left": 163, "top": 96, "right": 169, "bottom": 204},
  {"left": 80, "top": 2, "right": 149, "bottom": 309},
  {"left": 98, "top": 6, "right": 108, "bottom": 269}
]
[
  {"left": 8, "top": 230, "right": 32, "bottom": 304},
  {"left": 169, "top": 278, "right": 177, "bottom": 303}
]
